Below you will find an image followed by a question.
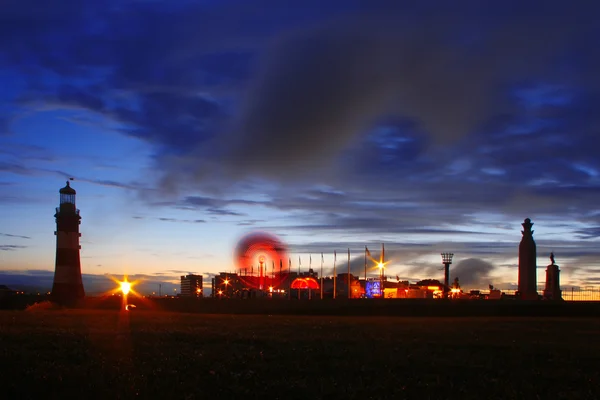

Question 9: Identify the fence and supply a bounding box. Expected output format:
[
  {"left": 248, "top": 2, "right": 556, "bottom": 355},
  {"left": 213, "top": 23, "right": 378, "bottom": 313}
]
[{"left": 496, "top": 288, "right": 600, "bottom": 301}]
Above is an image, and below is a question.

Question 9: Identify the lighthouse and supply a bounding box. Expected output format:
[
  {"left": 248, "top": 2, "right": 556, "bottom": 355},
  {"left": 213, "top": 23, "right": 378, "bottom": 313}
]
[
  {"left": 51, "top": 181, "right": 85, "bottom": 305},
  {"left": 518, "top": 218, "right": 538, "bottom": 300}
]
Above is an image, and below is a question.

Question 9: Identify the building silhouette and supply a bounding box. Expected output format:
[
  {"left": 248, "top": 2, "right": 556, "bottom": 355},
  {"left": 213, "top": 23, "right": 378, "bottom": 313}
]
[
  {"left": 518, "top": 218, "right": 538, "bottom": 300},
  {"left": 51, "top": 181, "right": 85, "bottom": 305},
  {"left": 543, "top": 252, "right": 562, "bottom": 301},
  {"left": 180, "top": 274, "right": 203, "bottom": 297}
]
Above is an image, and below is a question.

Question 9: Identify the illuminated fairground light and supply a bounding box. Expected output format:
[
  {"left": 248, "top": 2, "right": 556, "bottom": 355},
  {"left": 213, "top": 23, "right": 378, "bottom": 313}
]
[{"left": 365, "top": 281, "right": 381, "bottom": 298}]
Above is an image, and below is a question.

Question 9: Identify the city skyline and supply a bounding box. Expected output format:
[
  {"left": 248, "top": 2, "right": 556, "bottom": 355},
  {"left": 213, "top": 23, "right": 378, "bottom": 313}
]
[{"left": 2, "top": 1, "right": 600, "bottom": 293}]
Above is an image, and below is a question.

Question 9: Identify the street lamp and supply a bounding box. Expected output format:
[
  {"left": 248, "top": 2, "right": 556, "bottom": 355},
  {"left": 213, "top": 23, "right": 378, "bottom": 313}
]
[
  {"left": 441, "top": 253, "right": 454, "bottom": 299},
  {"left": 120, "top": 281, "right": 131, "bottom": 295}
]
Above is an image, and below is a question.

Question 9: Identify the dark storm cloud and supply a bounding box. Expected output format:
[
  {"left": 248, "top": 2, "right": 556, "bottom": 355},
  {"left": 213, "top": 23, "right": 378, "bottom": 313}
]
[
  {"left": 451, "top": 258, "right": 496, "bottom": 288},
  {"left": 4, "top": 0, "right": 598, "bottom": 185},
  {"left": 158, "top": 1, "right": 599, "bottom": 187}
]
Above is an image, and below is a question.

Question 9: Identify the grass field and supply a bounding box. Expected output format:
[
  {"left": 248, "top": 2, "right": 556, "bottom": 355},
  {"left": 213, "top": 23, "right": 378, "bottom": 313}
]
[{"left": 1, "top": 310, "right": 598, "bottom": 399}]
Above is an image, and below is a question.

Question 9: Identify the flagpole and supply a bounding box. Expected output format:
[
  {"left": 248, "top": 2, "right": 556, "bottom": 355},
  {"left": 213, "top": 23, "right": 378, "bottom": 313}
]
[
  {"left": 298, "top": 256, "right": 301, "bottom": 300},
  {"left": 364, "top": 246, "right": 367, "bottom": 282},
  {"left": 309, "top": 254, "right": 312, "bottom": 300},
  {"left": 380, "top": 243, "right": 385, "bottom": 298},
  {"left": 333, "top": 251, "right": 337, "bottom": 299},
  {"left": 347, "top": 248, "right": 351, "bottom": 299},
  {"left": 320, "top": 253, "right": 324, "bottom": 300}
]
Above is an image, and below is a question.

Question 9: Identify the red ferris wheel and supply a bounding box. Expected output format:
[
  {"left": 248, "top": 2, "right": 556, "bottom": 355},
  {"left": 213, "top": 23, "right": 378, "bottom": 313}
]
[{"left": 234, "top": 232, "right": 288, "bottom": 290}]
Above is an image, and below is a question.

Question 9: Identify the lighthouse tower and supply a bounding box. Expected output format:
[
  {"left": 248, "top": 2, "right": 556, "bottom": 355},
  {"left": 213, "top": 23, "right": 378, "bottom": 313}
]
[
  {"left": 518, "top": 218, "right": 538, "bottom": 300},
  {"left": 51, "top": 181, "right": 85, "bottom": 305}
]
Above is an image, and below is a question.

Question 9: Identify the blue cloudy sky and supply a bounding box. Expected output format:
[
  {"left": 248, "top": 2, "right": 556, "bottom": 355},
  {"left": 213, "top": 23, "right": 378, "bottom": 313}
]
[{"left": 1, "top": 0, "right": 599, "bottom": 294}]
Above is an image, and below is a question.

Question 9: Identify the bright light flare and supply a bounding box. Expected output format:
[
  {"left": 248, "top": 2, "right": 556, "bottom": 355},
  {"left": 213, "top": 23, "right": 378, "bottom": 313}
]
[
  {"left": 106, "top": 275, "right": 139, "bottom": 297},
  {"left": 120, "top": 281, "right": 131, "bottom": 295}
]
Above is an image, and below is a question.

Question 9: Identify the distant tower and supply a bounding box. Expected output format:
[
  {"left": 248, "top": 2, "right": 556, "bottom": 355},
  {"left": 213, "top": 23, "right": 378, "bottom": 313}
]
[
  {"left": 543, "top": 252, "right": 562, "bottom": 301},
  {"left": 51, "top": 181, "right": 85, "bottom": 304},
  {"left": 518, "top": 218, "right": 538, "bottom": 300}
]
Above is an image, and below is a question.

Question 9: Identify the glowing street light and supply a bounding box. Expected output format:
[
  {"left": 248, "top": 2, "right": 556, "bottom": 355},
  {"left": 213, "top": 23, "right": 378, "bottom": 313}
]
[
  {"left": 112, "top": 276, "right": 137, "bottom": 311},
  {"left": 377, "top": 261, "right": 385, "bottom": 298},
  {"left": 120, "top": 281, "right": 131, "bottom": 295}
]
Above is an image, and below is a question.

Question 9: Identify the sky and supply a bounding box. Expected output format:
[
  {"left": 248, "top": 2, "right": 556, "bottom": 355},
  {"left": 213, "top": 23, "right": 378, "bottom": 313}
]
[{"left": 1, "top": 0, "right": 600, "bottom": 295}]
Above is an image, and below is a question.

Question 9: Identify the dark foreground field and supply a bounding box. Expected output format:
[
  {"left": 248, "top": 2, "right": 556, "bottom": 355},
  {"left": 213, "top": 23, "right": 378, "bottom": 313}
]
[{"left": 1, "top": 311, "right": 599, "bottom": 399}]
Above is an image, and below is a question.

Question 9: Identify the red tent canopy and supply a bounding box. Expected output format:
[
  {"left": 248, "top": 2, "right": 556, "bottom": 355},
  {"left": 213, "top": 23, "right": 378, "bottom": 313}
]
[{"left": 290, "top": 277, "right": 320, "bottom": 289}]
